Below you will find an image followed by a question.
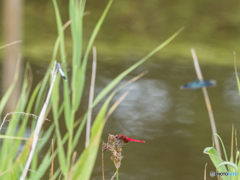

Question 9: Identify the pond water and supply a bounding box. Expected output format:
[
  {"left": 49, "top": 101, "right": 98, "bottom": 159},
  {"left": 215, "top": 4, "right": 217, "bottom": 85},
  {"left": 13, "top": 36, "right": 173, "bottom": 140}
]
[
  {"left": 89, "top": 60, "right": 239, "bottom": 180},
  {"left": 32, "top": 59, "right": 240, "bottom": 180}
]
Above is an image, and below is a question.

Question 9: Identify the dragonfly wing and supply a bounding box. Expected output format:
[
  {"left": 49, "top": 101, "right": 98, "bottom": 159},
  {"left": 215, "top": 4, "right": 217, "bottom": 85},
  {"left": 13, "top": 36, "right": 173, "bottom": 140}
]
[
  {"left": 180, "top": 81, "right": 198, "bottom": 89},
  {"left": 180, "top": 79, "right": 216, "bottom": 90},
  {"left": 202, "top": 80, "right": 216, "bottom": 87},
  {"left": 57, "top": 63, "right": 67, "bottom": 80},
  {"left": 36, "top": 62, "right": 69, "bottom": 77},
  {"left": 126, "top": 137, "right": 145, "bottom": 143}
]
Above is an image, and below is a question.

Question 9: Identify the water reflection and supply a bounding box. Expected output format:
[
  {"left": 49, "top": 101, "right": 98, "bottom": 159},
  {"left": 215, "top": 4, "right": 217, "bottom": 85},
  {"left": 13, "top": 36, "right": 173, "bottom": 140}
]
[
  {"left": 111, "top": 78, "right": 171, "bottom": 139},
  {"left": 224, "top": 72, "right": 240, "bottom": 108}
]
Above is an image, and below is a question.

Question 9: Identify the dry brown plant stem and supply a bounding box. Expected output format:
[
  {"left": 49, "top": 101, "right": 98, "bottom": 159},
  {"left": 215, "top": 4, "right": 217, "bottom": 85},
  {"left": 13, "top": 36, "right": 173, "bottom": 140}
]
[
  {"left": 85, "top": 46, "right": 97, "bottom": 148},
  {"left": 20, "top": 61, "right": 59, "bottom": 180},
  {"left": 51, "top": 139, "right": 54, "bottom": 180},
  {"left": 69, "top": 151, "right": 77, "bottom": 180},
  {"left": 204, "top": 163, "right": 207, "bottom": 180},
  {"left": 102, "top": 144, "right": 105, "bottom": 180},
  {"left": 191, "top": 48, "right": 221, "bottom": 158}
]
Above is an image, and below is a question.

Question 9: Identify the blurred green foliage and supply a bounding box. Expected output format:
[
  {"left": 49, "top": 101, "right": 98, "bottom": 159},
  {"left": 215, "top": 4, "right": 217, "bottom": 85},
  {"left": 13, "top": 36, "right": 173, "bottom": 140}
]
[{"left": 1, "top": 0, "right": 240, "bottom": 65}]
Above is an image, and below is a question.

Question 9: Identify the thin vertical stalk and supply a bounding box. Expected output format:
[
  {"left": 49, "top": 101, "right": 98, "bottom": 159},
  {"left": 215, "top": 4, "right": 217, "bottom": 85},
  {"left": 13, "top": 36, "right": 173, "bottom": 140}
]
[
  {"left": 102, "top": 147, "right": 105, "bottom": 180},
  {"left": 66, "top": 112, "right": 75, "bottom": 178},
  {"left": 191, "top": 48, "right": 222, "bottom": 158},
  {"left": 204, "top": 163, "right": 207, "bottom": 180},
  {"left": 231, "top": 124, "right": 234, "bottom": 163},
  {"left": 51, "top": 139, "right": 54, "bottom": 180},
  {"left": 116, "top": 168, "right": 119, "bottom": 180},
  {"left": 68, "top": 151, "right": 77, "bottom": 180},
  {"left": 85, "top": 46, "right": 97, "bottom": 148},
  {"left": 20, "top": 62, "right": 58, "bottom": 180}
]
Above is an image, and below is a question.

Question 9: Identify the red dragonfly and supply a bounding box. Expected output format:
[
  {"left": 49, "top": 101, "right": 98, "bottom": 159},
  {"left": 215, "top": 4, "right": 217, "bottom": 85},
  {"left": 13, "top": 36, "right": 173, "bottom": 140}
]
[{"left": 115, "top": 134, "right": 145, "bottom": 143}]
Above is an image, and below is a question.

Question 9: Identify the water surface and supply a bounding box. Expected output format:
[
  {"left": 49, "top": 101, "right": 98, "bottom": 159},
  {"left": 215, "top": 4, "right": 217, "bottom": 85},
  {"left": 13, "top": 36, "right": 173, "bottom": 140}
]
[{"left": 32, "top": 59, "right": 240, "bottom": 179}]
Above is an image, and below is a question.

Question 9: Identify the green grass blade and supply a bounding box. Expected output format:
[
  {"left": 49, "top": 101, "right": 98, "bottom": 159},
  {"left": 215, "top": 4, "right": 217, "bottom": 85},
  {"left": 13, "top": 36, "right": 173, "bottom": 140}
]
[
  {"left": 234, "top": 52, "right": 240, "bottom": 95},
  {"left": 81, "top": 0, "right": 113, "bottom": 70},
  {"left": 33, "top": 148, "right": 52, "bottom": 180},
  {"left": 0, "top": 57, "right": 20, "bottom": 116},
  {"left": 212, "top": 134, "right": 228, "bottom": 162},
  {"left": 52, "top": 0, "right": 71, "bottom": 125},
  {"left": 0, "top": 135, "right": 30, "bottom": 140},
  {"left": 72, "top": 0, "right": 114, "bottom": 111},
  {"left": 17, "top": 82, "right": 41, "bottom": 139},
  {"left": 217, "top": 162, "right": 238, "bottom": 171},
  {"left": 34, "top": 77, "right": 49, "bottom": 114}
]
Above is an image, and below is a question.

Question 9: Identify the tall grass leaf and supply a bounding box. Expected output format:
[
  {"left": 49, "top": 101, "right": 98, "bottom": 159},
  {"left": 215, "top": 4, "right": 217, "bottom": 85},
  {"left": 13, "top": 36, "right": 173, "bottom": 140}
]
[
  {"left": 29, "top": 150, "right": 38, "bottom": 179},
  {"left": 0, "top": 57, "right": 20, "bottom": 116},
  {"left": 0, "top": 63, "right": 31, "bottom": 173},
  {"left": 34, "top": 77, "right": 49, "bottom": 114},
  {"left": 14, "top": 63, "right": 31, "bottom": 121},
  {"left": 234, "top": 52, "right": 240, "bottom": 95},
  {"left": 52, "top": 0, "right": 71, "bottom": 130},
  {"left": 69, "top": 0, "right": 85, "bottom": 67},
  {"left": 52, "top": 0, "right": 65, "bottom": 62},
  {"left": 53, "top": 168, "right": 61, "bottom": 180},
  {"left": 72, "top": 0, "right": 114, "bottom": 111},
  {"left": 236, "top": 151, "right": 239, "bottom": 165},
  {"left": 38, "top": 123, "right": 55, "bottom": 151},
  {"left": 0, "top": 135, "right": 30, "bottom": 140},
  {"left": 5, "top": 63, "right": 32, "bottom": 160},
  {"left": 212, "top": 133, "right": 229, "bottom": 162},
  {"left": 33, "top": 149, "right": 52, "bottom": 180},
  {"left": 17, "top": 83, "right": 41, "bottom": 137},
  {"left": 51, "top": 82, "right": 67, "bottom": 175},
  {"left": 0, "top": 81, "right": 17, "bottom": 116},
  {"left": 52, "top": 20, "right": 72, "bottom": 62},
  {"left": 69, "top": 0, "right": 76, "bottom": 38},
  {"left": 81, "top": 0, "right": 113, "bottom": 69}
]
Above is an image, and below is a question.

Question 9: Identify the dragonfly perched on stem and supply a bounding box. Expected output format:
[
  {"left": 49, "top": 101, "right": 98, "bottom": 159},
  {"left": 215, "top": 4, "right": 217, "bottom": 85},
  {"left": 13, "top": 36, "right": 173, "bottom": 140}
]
[
  {"left": 55, "top": 62, "right": 67, "bottom": 80},
  {"left": 115, "top": 134, "right": 145, "bottom": 143},
  {"left": 36, "top": 62, "right": 69, "bottom": 81}
]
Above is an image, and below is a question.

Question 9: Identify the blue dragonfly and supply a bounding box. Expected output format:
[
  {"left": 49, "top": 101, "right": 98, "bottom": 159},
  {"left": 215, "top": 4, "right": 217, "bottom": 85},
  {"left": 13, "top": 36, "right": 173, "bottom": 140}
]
[
  {"left": 56, "top": 63, "right": 67, "bottom": 80},
  {"left": 180, "top": 79, "right": 216, "bottom": 90},
  {"left": 36, "top": 62, "right": 69, "bottom": 81}
]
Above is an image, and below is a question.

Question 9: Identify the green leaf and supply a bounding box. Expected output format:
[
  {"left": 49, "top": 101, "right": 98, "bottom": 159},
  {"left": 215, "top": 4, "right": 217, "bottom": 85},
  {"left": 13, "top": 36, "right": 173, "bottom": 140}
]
[
  {"left": 72, "top": 0, "right": 114, "bottom": 111},
  {"left": 204, "top": 147, "right": 231, "bottom": 180},
  {"left": 234, "top": 52, "right": 240, "bottom": 96},
  {"left": 217, "top": 162, "right": 238, "bottom": 171}
]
